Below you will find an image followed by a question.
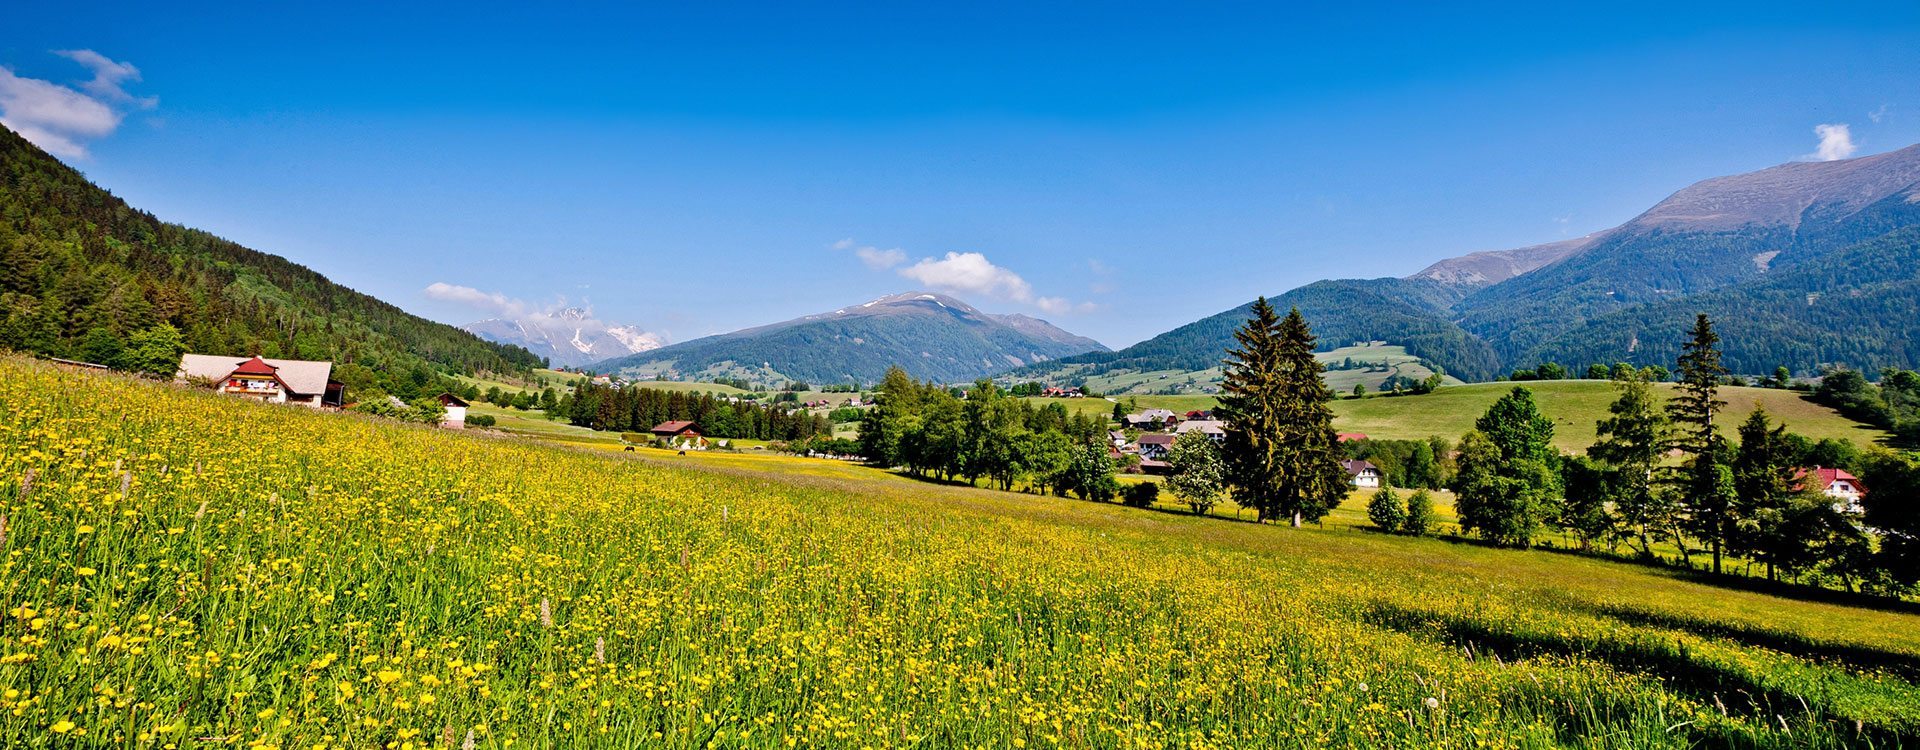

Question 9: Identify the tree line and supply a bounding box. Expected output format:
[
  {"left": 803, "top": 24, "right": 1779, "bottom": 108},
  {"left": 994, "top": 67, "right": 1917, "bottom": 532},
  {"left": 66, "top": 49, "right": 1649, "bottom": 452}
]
[
  {"left": 858, "top": 367, "right": 1118, "bottom": 497},
  {"left": 1453, "top": 314, "right": 1917, "bottom": 595},
  {"left": 567, "top": 381, "right": 830, "bottom": 441}
]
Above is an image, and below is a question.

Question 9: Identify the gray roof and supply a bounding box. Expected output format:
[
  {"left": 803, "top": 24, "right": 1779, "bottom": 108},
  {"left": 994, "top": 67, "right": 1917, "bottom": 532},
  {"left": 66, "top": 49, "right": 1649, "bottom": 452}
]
[
  {"left": 1174, "top": 419, "right": 1226, "bottom": 435},
  {"left": 176, "top": 353, "right": 335, "bottom": 396}
]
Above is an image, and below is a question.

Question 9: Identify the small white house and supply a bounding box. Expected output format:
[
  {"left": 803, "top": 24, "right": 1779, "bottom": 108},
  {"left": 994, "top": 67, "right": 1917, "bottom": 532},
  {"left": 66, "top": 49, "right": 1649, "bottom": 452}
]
[
  {"left": 437, "top": 393, "right": 470, "bottom": 429},
  {"left": 1796, "top": 466, "right": 1868, "bottom": 514},
  {"left": 1342, "top": 458, "right": 1384, "bottom": 489}
]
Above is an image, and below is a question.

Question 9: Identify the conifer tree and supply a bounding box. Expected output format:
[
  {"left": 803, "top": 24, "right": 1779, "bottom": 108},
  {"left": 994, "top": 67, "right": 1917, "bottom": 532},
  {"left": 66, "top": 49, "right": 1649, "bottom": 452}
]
[
  {"left": 1669, "top": 313, "right": 1732, "bottom": 573},
  {"left": 1589, "top": 370, "right": 1670, "bottom": 557},
  {"left": 1218, "top": 301, "right": 1347, "bottom": 526}
]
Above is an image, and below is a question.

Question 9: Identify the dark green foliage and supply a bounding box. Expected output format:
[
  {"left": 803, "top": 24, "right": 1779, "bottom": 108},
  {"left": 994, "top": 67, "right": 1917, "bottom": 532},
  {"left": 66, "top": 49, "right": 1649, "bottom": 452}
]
[
  {"left": 1366, "top": 486, "right": 1406, "bottom": 532},
  {"left": 856, "top": 366, "right": 1108, "bottom": 493},
  {"left": 569, "top": 382, "right": 828, "bottom": 441},
  {"left": 1862, "top": 450, "right": 1920, "bottom": 587},
  {"left": 1218, "top": 302, "right": 1348, "bottom": 525},
  {"left": 463, "top": 414, "right": 496, "bottom": 427},
  {"left": 1669, "top": 314, "right": 1734, "bottom": 573},
  {"left": 0, "top": 126, "right": 543, "bottom": 384},
  {"left": 1121, "top": 481, "right": 1160, "bottom": 509},
  {"left": 1528, "top": 227, "right": 1920, "bottom": 376},
  {"left": 1453, "top": 388, "right": 1560, "bottom": 548}
]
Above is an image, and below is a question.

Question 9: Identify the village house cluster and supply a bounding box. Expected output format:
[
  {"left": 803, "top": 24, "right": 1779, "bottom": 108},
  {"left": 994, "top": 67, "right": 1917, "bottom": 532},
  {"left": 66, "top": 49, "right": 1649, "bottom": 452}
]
[{"left": 1107, "top": 407, "right": 1383, "bottom": 487}]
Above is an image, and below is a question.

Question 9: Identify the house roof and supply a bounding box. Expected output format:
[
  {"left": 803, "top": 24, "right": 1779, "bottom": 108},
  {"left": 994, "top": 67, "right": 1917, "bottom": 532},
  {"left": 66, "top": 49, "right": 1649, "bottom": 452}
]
[
  {"left": 1794, "top": 466, "right": 1867, "bottom": 494},
  {"left": 1337, "top": 432, "right": 1370, "bottom": 442},
  {"left": 1137, "top": 434, "right": 1177, "bottom": 446},
  {"left": 178, "top": 353, "right": 335, "bottom": 395},
  {"left": 1341, "top": 458, "right": 1380, "bottom": 476},
  {"left": 1174, "top": 419, "right": 1226, "bottom": 435},
  {"left": 437, "top": 393, "right": 470, "bottom": 407},
  {"left": 650, "top": 420, "right": 699, "bottom": 434},
  {"left": 229, "top": 355, "right": 279, "bottom": 376}
]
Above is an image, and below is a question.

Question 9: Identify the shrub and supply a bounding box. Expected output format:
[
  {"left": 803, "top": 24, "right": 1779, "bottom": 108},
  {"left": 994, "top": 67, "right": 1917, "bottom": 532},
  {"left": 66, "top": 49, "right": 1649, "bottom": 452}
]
[
  {"left": 1403, "top": 489, "right": 1435, "bottom": 536},
  {"left": 1122, "top": 481, "right": 1160, "bottom": 509},
  {"left": 1367, "top": 486, "right": 1406, "bottom": 532},
  {"left": 465, "top": 414, "right": 496, "bottom": 427}
]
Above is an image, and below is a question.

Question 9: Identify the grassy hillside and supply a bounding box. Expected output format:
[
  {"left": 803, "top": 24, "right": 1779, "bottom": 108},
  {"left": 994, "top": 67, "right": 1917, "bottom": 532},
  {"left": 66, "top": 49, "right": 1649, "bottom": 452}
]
[
  {"left": 1048, "top": 343, "right": 1457, "bottom": 397},
  {"left": 5, "top": 356, "right": 1917, "bottom": 746},
  {"left": 1028, "top": 380, "right": 1884, "bottom": 452},
  {"left": 1333, "top": 381, "right": 1889, "bottom": 452}
]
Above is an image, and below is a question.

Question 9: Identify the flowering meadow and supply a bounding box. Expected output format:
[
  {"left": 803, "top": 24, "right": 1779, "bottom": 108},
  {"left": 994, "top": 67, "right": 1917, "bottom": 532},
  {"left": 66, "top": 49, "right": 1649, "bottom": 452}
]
[{"left": 2, "top": 356, "right": 1918, "bottom": 749}]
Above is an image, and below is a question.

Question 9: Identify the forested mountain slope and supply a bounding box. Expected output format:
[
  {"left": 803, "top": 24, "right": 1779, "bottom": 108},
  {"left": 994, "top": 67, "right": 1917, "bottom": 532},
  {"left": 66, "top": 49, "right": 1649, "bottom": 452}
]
[{"left": 0, "top": 125, "right": 543, "bottom": 379}]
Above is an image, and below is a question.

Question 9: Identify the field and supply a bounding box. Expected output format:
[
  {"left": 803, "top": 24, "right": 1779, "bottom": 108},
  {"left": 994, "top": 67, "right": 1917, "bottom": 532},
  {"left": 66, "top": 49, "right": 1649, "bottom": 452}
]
[
  {"left": 3, "top": 356, "right": 1918, "bottom": 748},
  {"left": 1054, "top": 344, "right": 1457, "bottom": 396},
  {"left": 1332, "top": 380, "right": 1890, "bottom": 452}
]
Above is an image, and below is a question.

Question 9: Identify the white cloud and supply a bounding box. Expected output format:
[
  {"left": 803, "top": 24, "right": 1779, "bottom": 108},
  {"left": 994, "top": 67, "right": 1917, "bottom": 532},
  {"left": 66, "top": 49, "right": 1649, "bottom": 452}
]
[
  {"left": 832, "top": 238, "right": 907, "bottom": 270},
  {"left": 838, "top": 239, "right": 1094, "bottom": 315},
  {"left": 899, "top": 251, "right": 1036, "bottom": 302},
  {"left": 425, "top": 282, "right": 529, "bottom": 318},
  {"left": 1808, "top": 123, "right": 1857, "bottom": 162},
  {"left": 55, "top": 50, "right": 157, "bottom": 108},
  {"left": 0, "top": 50, "right": 153, "bottom": 158},
  {"left": 1869, "top": 104, "right": 1891, "bottom": 124}
]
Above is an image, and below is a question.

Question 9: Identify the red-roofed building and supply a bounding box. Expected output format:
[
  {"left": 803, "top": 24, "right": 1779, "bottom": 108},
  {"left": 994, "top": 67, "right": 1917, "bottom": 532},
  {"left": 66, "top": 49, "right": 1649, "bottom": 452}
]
[
  {"left": 1794, "top": 466, "right": 1868, "bottom": 513},
  {"left": 1337, "top": 432, "right": 1370, "bottom": 443},
  {"left": 176, "top": 353, "right": 344, "bottom": 408},
  {"left": 650, "top": 421, "right": 706, "bottom": 448}
]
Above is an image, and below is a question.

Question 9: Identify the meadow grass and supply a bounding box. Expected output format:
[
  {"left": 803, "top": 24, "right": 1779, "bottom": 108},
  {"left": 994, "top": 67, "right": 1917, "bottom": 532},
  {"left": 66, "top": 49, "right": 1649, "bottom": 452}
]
[
  {"left": 1332, "top": 381, "right": 1890, "bottom": 452},
  {"left": 2, "top": 356, "right": 1917, "bottom": 748}
]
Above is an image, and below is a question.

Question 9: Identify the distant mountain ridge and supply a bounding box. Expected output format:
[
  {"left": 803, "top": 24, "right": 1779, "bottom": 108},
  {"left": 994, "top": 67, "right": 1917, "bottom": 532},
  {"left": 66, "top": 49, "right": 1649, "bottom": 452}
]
[
  {"left": 593, "top": 292, "right": 1108, "bottom": 385},
  {"left": 464, "top": 307, "right": 664, "bottom": 368},
  {"left": 1011, "top": 144, "right": 1920, "bottom": 390}
]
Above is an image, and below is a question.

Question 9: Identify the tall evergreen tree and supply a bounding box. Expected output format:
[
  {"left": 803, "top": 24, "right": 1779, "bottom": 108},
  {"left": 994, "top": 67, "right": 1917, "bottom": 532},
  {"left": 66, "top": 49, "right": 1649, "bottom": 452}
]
[
  {"left": 1732, "top": 408, "right": 1796, "bottom": 580},
  {"left": 1589, "top": 371, "right": 1671, "bottom": 557},
  {"left": 1669, "top": 313, "right": 1732, "bottom": 573},
  {"left": 1218, "top": 301, "right": 1346, "bottom": 526}
]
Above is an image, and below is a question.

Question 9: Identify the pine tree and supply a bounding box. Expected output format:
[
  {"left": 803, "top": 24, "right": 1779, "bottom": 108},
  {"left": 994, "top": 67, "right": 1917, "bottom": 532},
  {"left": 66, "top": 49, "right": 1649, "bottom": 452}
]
[
  {"left": 1218, "top": 302, "right": 1346, "bottom": 526},
  {"left": 1589, "top": 371, "right": 1670, "bottom": 557},
  {"left": 1669, "top": 313, "right": 1732, "bottom": 573},
  {"left": 1733, "top": 408, "right": 1795, "bottom": 580}
]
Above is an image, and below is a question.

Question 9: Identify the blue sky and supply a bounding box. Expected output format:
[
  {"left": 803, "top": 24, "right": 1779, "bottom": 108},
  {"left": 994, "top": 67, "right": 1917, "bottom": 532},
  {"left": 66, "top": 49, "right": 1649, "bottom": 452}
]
[{"left": 5, "top": 2, "right": 1920, "bottom": 348}]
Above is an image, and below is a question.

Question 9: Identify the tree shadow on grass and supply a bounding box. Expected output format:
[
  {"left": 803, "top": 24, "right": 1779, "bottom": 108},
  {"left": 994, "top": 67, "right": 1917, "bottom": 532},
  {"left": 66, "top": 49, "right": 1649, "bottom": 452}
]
[
  {"left": 1358, "top": 600, "right": 1919, "bottom": 744},
  {"left": 1418, "top": 532, "right": 1920, "bottom": 618},
  {"left": 1560, "top": 600, "right": 1920, "bottom": 683}
]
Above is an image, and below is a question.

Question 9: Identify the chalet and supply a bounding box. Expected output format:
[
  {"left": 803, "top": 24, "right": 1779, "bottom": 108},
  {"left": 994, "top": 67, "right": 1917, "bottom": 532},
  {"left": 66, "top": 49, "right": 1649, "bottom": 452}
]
[
  {"left": 1794, "top": 466, "right": 1868, "bottom": 514},
  {"left": 1124, "top": 408, "right": 1179, "bottom": 430},
  {"left": 1341, "top": 458, "right": 1384, "bottom": 489},
  {"left": 1173, "top": 419, "right": 1226, "bottom": 440},
  {"left": 437, "top": 393, "right": 470, "bottom": 428},
  {"left": 1136, "top": 433, "right": 1177, "bottom": 461},
  {"left": 1041, "top": 386, "right": 1084, "bottom": 398},
  {"left": 1108, "top": 430, "right": 1129, "bottom": 449},
  {"left": 176, "top": 354, "right": 344, "bottom": 408},
  {"left": 649, "top": 420, "right": 706, "bottom": 449}
]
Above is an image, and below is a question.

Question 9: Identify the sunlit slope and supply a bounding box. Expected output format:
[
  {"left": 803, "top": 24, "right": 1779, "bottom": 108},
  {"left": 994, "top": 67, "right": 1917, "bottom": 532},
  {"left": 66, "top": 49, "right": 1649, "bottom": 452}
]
[
  {"left": 1331, "top": 380, "right": 1887, "bottom": 452},
  {"left": 1, "top": 357, "right": 1915, "bottom": 748}
]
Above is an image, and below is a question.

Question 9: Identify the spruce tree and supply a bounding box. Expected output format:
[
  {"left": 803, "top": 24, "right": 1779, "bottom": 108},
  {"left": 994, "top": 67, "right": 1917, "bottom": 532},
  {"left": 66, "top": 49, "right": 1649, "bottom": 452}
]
[
  {"left": 1589, "top": 371, "right": 1670, "bottom": 557},
  {"left": 1670, "top": 313, "right": 1732, "bottom": 573},
  {"left": 1218, "top": 298, "right": 1285, "bottom": 522},
  {"left": 1218, "top": 301, "right": 1346, "bottom": 526}
]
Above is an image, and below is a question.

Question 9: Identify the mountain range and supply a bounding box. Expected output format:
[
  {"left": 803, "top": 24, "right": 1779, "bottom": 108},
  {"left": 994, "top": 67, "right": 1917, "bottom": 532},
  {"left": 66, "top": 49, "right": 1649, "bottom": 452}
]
[
  {"left": 1014, "top": 143, "right": 1920, "bottom": 392},
  {"left": 591, "top": 292, "right": 1108, "bottom": 385},
  {"left": 463, "top": 307, "right": 664, "bottom": 368}
]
